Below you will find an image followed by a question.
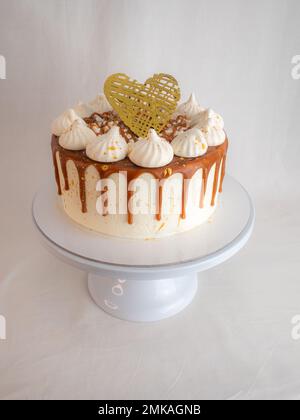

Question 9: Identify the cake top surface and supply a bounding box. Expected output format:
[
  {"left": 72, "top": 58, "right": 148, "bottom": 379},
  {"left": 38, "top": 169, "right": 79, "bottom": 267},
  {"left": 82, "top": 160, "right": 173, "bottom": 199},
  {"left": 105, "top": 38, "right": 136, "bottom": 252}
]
[
  {"left": 84, "top": 110, "right": 188, "bottom": 143},
  {"left": 51, "top": 73, "right": 227, "bottom": 168}
]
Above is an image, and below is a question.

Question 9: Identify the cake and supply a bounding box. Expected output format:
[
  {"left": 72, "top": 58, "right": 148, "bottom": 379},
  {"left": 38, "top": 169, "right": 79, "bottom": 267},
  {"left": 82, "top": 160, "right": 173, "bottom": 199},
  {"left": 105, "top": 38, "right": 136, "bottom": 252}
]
[{"left": 51, "top": 73, "right": 228, "bottom": 239}]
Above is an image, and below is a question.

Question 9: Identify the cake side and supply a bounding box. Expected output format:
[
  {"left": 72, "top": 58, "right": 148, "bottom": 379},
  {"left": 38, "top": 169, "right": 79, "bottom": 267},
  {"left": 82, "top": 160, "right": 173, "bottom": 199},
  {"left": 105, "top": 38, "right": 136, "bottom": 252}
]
[{"left": 51, "top": 134, "right": 227, "bottom": 238}]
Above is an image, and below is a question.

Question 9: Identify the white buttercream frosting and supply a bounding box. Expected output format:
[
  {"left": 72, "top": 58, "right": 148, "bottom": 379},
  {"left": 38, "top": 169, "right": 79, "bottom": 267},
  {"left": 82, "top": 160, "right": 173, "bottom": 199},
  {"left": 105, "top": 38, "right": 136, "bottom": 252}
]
[
  {"left": 191, "top": 108, "right": 226, "bottom": 146},
  {"left": 74, "top": 101, "right": 94, "bottom": 118},
  {"left": 59, "top": 119, "right": 97, "bottom": 151},
  {"left": 171, "top": 127, "right": 208, "bottom": 158},
  {"left": 51, "top": 109, "right": 81, "bottom": 136},
  {"left": 86, "top": 126, "right": 128, "bottom": 162},
  {"left": 128, "top": 129, "right": 174, "bottom": 168},
  {"left": 88, "top": 94, "right": 112, "bottom": 114},
  {"left": 174, "top": 93, "right": 204, "bottom": 119}
]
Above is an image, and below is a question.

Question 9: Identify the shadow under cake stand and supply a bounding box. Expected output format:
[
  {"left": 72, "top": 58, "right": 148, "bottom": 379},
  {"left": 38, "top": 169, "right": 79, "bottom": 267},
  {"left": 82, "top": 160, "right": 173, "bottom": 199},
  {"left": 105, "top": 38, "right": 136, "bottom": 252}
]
[{"left": 32, "top": 176, "right": 255, "bottom": 322}]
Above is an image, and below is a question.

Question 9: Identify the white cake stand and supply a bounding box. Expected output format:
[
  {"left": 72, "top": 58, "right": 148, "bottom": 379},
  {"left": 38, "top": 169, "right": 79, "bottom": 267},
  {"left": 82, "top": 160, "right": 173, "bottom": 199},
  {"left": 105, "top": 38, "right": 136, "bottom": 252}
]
[{"left": 32, "top": 176, "right": 254, "bottom": 322}]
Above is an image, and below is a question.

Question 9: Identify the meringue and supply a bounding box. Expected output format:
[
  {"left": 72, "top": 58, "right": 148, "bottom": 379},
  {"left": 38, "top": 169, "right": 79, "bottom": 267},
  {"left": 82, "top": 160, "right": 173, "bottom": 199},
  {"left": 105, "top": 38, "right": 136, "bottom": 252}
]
[
  {"left": 51, "top": 109, "right": 80, "bottom": 136},
  {"left": 59, "top": 119, "right": 97, "bottom": 151},
  {"left": 88, "top": 94, "right": 112, "bottom": 114},
  {"left": 128, "top": 139, "right": 135, "bottom": 154},
  {"left": 191, "top": 108, "right": 225, "bottom": 146},
  {"left": 86, "top": 126, "right": 128, "bottom": 162},
  {"left": 74, "top": 101, "right": 94, "bottom": 118},
  {"left": 174, "top": 93, "right": 204, "bottom": 119},
  {"left": 171, "top": 128, "right": 208, "bottom": 158},
  {"left": 129, "top": 129, "right": 174, "bottom": 168}
]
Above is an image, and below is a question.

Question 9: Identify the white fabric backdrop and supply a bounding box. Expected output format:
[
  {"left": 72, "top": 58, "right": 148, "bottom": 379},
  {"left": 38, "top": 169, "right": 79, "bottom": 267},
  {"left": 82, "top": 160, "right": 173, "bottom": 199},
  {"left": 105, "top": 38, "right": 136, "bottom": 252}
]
[{"left": 0, "top": 0, "right": 299, "bottom": 399}]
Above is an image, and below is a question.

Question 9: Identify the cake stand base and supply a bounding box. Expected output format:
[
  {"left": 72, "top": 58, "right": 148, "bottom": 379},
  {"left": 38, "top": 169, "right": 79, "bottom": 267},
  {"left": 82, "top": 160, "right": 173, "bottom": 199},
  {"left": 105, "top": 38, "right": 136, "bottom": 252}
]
[
  {"left": 88, "top": 273, "right": 198, "bottom": 322},
  {"left": 32, "top": 176, "right": 255, "bottom": 322}
]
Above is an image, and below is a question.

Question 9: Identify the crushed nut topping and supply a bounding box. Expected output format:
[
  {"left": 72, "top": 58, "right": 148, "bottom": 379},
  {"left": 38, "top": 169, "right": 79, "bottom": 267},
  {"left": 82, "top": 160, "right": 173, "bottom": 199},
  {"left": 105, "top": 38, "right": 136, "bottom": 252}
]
[
  {"left": 160, "top": 115, "right": 189, "bottom": 142},
  {"left": 164, "top": 167, "right": 173, "bottom": 177},
  {"left": 84, "top": 111, "right": 189, "bottom": 143}
]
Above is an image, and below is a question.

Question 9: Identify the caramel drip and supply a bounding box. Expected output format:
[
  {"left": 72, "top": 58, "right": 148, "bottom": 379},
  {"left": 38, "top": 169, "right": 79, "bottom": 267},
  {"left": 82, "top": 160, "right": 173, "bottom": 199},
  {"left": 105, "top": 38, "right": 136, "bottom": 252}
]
[
  {"left": 211, "top": 160, "right": 221, "bottom": 206},
  {"left": 200, "top": 168, "right": 208, "bottom": 208},
  {"left": 181, "top": 176, "right": 187, "bottom": 219},
  {"left": 77, "top": 166, "right": 87, "bottom": 213},
  {"left": 156, "top": 185, "right": 163, "bottom": 221},
  {"left": 127, "top": 190, "right": 134, "bottom": 224},
  {"left": 52, "top": 149, "right": 61, "bottom": 195},
  {"left": 219, "top": 155, "right": 227, "bottom": 193},
  {"left": 60, "top": 154, "right": 70, "bottom": 191},
  {"left": 102, "top": 186, "right": 109, "bottom": 216},
  {"left": 51, "top": 135, "right": 228, "bottom": 224}
]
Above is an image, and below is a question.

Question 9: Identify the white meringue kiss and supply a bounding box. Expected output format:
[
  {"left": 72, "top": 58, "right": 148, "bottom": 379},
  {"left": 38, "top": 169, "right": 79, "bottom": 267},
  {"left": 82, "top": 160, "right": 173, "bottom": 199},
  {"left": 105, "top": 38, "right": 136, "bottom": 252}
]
[
  {"left": 129, "top": 129, "right": 174, "bottom": 168},
  {"left": 86, "top": 126, "right": 128, "bottom": 163},
  {"left": 74, "top": 101, "right": 94, "bottom": 118},
  {"left": 51, "top": 108, "right": 80, "bottom": 136},
  {"left": 174, "top": 93, "right": 204, "bottom": 119},
  {"left": 202, "top": 127, "right": 226, "bottom": 146},
  {"left": 88, "top": 94, "right": 112, "bottom": 114},
  {"left": 191, "top": 107, "right": 224, "bottom": 129},
  {"left": 59, "top": 119, "right": 97, "bottom": 151},
  {"left": 171, "top": 128, "right": 208, "bottom": 158},
  {"left": 191, "top": 108, "right": 226, "bottom": 146}
]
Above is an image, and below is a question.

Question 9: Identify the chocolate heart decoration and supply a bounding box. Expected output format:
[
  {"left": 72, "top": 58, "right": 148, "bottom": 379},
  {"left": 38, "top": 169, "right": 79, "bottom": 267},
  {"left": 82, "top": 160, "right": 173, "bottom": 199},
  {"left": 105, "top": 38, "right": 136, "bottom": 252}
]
[{"left": 104, "top": 73, "right": 181, "bottom": 138}]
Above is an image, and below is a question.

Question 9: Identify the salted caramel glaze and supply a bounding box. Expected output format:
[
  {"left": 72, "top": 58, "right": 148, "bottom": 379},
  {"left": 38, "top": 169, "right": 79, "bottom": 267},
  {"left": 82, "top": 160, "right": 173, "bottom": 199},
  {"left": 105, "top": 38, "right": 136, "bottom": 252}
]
[{"left": 51, "top": 112, "right": 228, "bottom": 239}]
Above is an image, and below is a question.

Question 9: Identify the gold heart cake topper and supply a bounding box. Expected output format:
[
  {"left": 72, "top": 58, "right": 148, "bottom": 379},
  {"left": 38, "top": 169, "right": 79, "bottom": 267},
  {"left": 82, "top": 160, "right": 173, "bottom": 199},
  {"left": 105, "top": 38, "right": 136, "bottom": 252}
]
[{"left": 104, "top": 73, "right": 181, "bottom": 138}]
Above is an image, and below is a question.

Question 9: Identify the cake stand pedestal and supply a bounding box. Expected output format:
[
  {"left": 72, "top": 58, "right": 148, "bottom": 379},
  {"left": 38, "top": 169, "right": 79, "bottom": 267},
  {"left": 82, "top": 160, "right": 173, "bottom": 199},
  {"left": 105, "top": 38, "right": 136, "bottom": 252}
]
[{"left": 32, "top": 176, "right": 254, "bottom": 322}]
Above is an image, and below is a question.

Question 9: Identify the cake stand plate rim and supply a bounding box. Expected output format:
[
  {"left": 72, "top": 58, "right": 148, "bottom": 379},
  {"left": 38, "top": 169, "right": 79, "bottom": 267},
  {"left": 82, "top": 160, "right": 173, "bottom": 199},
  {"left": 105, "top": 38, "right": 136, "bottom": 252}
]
[{"left": 32, "top": 175, "right": 255, "bottom": 274}]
